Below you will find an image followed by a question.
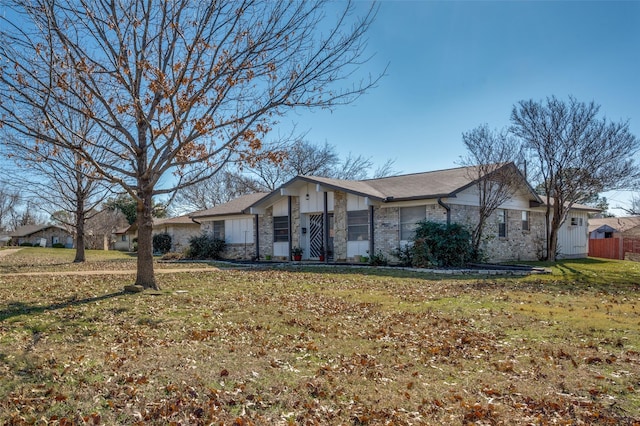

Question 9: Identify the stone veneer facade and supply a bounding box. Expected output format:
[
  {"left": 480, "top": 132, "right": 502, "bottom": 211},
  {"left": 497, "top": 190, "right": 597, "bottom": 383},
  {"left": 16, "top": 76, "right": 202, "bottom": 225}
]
[
  {"left": 256, "top": 195, "right": 546, "bottom": 263},
  {"left": 332, "top": 191, "right": 348, "bottom": 261}
]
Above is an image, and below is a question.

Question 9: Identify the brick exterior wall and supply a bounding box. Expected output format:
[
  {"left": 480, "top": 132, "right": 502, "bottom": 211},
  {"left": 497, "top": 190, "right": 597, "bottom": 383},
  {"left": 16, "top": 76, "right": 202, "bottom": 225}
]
[
  {"left": 253, "top": 195, "right": 547, "bottom": 264},
  {"left": 372, "top": 206, "right": 400, "bottom": 257},
  {"left": 371, "top": 204, "right": 545, "bottom": 263}
]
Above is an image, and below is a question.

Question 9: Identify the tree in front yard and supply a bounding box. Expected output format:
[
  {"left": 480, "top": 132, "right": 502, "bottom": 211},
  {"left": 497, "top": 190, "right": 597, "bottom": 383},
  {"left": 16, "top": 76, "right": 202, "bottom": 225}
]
[
  {"left": 460, "top": 124, "right": 526, "bottom": 253},
  {"left": 0, "top": 0, "right": 381, "bottom": 289},
  {"left": 511, "top": 96, "right": 640, "bottom": 261}
]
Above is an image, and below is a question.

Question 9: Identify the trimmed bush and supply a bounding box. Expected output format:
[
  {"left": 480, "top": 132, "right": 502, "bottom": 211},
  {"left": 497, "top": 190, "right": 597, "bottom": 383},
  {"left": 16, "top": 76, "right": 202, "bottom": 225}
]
[
  {"left": 153, "top": 232, "right": 172, "bottom": 254},
  {"left": 188, "top": 234, "right": 226, "bottom": 259},
  {"left": 52, "top": 243, "right": 66, "bottom": 248},
  {"left": 19, "top": 242, "right": 33, "bottom": 247},
  {"left": 411, "top": 220, "right": 479, "bottom": 268}
]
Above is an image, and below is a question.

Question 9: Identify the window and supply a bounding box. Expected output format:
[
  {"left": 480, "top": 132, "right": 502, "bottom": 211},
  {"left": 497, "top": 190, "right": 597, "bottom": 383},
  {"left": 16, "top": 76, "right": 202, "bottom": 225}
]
[
  {"left": 273, "top": 216, "right": 289, "bottom": 242},
  {"left": 348, "top": 210, "right": 369, "bottom": 241},
  {"left": 570, "top": 217, "right": 583, "bottom": 226},
  {"left": 497, "top": 209, "right": 507, "bottom": 238},
  {"left": 400, "top": 206, "right": 426, "bottom": 240},
  {"left": 521, "top": 211, "right": 529, "bottom": 231},
  {"left": 121, "top": 235, "right": 127, "bottom": 242},
  {"left": 213, "top": 220, "right": 225, "bottom": 240}
]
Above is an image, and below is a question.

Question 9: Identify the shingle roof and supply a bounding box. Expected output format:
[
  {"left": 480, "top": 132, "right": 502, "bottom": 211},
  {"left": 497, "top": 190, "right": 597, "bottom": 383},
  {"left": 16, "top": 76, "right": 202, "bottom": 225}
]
[
  {"left": 250, "top": 163, "right": 541, "bottom": 209},
  {"left": 190, "top": 192, "right": 270, "bottom": 219},
  {"left": 9, "top": 224, "right": 65, "bottom": 237},
  {"left": 153, "top": 215, "right": 198, "bottom": 226},
  {"left": 588, "top": 216, "right": 640, "bottom": 233}
]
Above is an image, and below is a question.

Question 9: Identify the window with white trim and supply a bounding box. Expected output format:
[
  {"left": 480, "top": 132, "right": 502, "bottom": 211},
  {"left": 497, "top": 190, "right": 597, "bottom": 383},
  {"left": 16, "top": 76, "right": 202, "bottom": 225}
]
[
  {"left": 347, "top": 210, "right": 369, "bottom": 241},
  {"left": 273, "top": 216, "right": 289, "bottom": 242},
  {"left": 400, "top": 206, "right": 426, "bottom": 240}
]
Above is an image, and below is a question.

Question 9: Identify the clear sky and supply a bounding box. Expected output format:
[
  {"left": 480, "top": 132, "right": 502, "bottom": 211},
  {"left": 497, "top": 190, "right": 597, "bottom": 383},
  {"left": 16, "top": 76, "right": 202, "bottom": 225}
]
[{"left": 278, "top": 0, "right": 640, "bottom": 212}]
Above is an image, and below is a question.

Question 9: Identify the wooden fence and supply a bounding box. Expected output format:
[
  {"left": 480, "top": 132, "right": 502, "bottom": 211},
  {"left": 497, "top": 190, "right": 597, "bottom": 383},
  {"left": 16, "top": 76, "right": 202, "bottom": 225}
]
[{"left": 588, "top": 237, "right": 640, "bottom": 260}]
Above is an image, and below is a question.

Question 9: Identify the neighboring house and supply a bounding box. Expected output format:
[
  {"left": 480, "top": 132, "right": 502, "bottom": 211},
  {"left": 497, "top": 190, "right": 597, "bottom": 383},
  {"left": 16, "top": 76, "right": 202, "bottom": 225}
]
[
  {"left": 244, "top": 163, "right": 597, "bottom": 263},
  {"left": 190, "top": 192, "right": 270, "bottom": 259},
  {"left": 589, "top": 216, "right": 640, "bottom": 239},
  {"left": 113, "top": 226, "right": 134, "bottom": 251},
  {"left": 9, "top": 224, "right": 74, "bottom": 248},
  {"left": 153, "top": 214, "right": 201, "bottom": 253}
]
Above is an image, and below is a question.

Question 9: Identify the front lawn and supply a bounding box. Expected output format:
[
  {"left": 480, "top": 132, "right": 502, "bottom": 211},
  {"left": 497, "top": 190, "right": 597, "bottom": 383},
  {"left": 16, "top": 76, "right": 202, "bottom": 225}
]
[{"left": 0, "top": 252, "right": 638, "bottom": 424}]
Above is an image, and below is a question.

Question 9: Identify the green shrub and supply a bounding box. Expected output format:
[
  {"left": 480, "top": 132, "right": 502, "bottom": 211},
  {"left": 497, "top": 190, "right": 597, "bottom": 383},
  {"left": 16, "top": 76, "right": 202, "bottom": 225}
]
[
  {"left": 392, "top": 244, "right": 413, "bottom": 267},
  {"left": 187, "top": 234, "right": 226, "bottom": 259},
  {"left": 52, "top": 243, "right": 66, "bottom": 248},
  {"left": 19, "top": 242, "right": 33, "bottom": 247},
  {"left": 368, "top": 250, "right": 388, "bottom": 266},
  {"left": 153, "top": 232, "right": 172, "bottom": 254},
  {"left": 411, "top": 221, "right": 479, "bottom": 268}
]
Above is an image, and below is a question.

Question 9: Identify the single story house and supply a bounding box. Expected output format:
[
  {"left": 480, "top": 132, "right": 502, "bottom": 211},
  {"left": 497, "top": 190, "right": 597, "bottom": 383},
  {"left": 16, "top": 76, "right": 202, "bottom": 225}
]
[
  {"left": 589, "top": 216, "right": 640, "bottom": 239},
  {"left": 155, "top": 163, "right": 596, "bottom": 263},
  {"left": 113, "top": 226, "right": 134, "bottom": 251},
  {"left": 243, "top": 163, "right": 596, "bottom": 263},
  {"left": 117, "top": 214, "right": 202, "bottom": 253},
  {"left": 9, "top": 224, "right": 74, "bottom": 248},
  {"left": 153, "top": 214, "right": 201, "bottom": 253},
  {"left": 190, "top": 192, "right": 270, "bottom": 259}
]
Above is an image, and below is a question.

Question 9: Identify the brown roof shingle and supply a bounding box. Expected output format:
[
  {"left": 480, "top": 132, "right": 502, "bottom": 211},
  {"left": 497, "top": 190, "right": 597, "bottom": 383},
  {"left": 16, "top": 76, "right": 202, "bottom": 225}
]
[{"left": 190, "top": 192, "right": 269, "bottom": 219}]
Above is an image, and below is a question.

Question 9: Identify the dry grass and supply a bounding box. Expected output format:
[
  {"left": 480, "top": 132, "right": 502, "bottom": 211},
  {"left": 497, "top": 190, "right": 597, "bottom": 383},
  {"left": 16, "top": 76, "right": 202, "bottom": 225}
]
[{"left": 0, "top": 250, "right": 639, "bottom": 424}]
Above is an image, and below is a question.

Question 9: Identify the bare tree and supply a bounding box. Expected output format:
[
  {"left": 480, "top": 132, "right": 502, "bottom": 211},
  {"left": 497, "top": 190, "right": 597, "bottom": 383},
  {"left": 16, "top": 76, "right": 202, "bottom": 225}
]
[
  {"left": 0, "top": 0, "right": 381, "bottom": 289},
  {"left": 460, "top": 124, "right": 526, "bottom": 253},
  {"left": 0, "top": 184, "right": 20, "bottom": 232},
  {"left": 171, "top": 166, "right": 261, "bottom": 212},
  {"left": 511, "top": 96, "right": 640, "bottom": 260},
  {"left": 171, "top": 139, "right": 398, "bottom": 212},
  {"left": 3, "top": 127, "right": 116, "bottom": 261},
  {"left": 615, "top": 193, "right": 640, "bottom": 216}
]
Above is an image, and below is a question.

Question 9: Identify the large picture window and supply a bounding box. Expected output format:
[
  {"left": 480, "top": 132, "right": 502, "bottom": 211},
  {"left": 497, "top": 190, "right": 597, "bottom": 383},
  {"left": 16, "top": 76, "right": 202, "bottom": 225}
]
[
  {"left": 273, "top": 216, "right": 289, "bottom": 242},
  {"left": 400, "top": 206, "right": 426, "bottom": 241},
  {"left": 347, "top": 210, "right": 369, "bottom": 241}
]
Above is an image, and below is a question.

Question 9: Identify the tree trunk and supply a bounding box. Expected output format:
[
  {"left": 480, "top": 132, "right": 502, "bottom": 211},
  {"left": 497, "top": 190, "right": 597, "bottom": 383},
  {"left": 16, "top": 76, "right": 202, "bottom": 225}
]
[
  {"left": 73, "top": 183, "right": 86, "bottom": 263},
  {"left": 73, "top": 206, "right": 86, "bottom": 263},
  {"left": 546, "top": 197, "right": 564, "bottom": 262},
  {"left": 135, "top": 189, "right": 159, "bottom": 290}
]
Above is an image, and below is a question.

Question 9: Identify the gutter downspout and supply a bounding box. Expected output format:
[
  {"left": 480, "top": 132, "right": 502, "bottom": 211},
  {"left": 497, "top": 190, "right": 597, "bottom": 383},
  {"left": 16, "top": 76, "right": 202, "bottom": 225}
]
[{"left": 438, "top": 197, "right": 451, "bottom": 225}]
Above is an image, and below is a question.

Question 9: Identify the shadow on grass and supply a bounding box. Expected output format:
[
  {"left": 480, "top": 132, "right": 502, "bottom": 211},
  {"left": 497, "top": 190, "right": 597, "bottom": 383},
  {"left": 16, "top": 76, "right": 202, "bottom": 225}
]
[{"left": 0, "top": 291, "right": 128, "bottom": 322}]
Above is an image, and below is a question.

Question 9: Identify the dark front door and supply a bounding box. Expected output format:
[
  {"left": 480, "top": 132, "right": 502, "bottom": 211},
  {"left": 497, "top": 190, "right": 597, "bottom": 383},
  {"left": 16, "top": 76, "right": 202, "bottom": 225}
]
[
  {"left": 309, "top": 214, "right": 324, "bottom": 258},
  {"left": 309, "top": 213, "right": 334, "bottom": 259}
]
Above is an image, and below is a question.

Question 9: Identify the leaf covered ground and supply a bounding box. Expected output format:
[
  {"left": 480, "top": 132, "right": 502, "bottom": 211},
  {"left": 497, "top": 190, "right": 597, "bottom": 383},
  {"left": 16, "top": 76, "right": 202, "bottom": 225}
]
[{"left": 0, "top": 249, "right": 639, "bottom": 424}]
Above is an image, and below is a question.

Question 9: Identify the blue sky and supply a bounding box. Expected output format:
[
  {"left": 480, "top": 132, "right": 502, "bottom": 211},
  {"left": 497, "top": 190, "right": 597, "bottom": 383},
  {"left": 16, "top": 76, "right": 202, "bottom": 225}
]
[{"left": 280, "top": 1, "right": 640, "bottom": 212}]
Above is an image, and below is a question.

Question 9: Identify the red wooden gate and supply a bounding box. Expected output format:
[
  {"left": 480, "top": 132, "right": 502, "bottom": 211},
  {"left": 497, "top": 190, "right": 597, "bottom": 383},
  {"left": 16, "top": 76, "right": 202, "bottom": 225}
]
[
  {"left": 589, "top": 237, "right": 640, "bottom": 260},
  {"left": 588, "top": 238, "right": 622, "bottom": 259}
]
